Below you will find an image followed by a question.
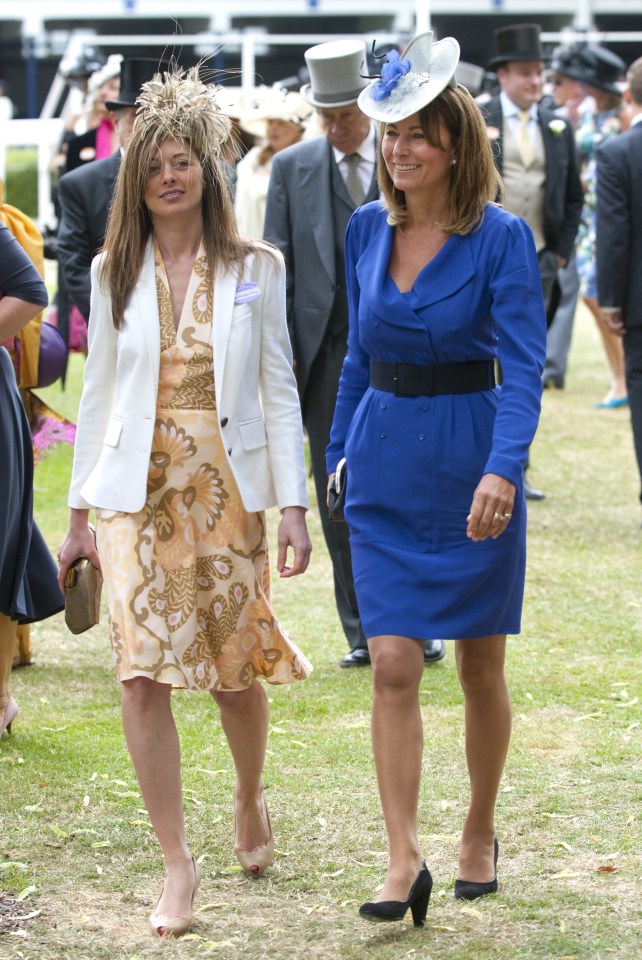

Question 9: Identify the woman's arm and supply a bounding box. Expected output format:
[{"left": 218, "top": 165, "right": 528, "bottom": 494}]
[
  {"left": 68, "top": 255, "right": 118, "bottom": 509},
  {"left": 0, "top": 296, "right": 44, "bottom": 341},
  {"left": 485, "top": 215, "right": 547, "bottom": 485},
  {"left": 254, "top": 247, "right": 312, "bottom": 577},
  {"left": 0, "top": 222, "right": 48, "bottom": 338},
  {"left": 255, "top": 246, "right": 308, "bottom": 510}
]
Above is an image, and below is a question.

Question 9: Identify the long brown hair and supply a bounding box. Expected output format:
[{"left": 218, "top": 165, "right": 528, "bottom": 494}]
[
  {"left": 99, "top": 69, "right": 262, "bottom": 328},
  {"left": 377, "top": 85, "right": 503, "bottom": 234}
]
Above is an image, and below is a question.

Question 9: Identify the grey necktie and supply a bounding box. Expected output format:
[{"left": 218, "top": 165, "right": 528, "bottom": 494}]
[{"left": 344, "top": 153, "right": 365, "bottom": 206}]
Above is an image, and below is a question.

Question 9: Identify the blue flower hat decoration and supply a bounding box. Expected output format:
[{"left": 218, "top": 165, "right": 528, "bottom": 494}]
[{"left": 358, "top": 32, "right": 460, "bottom": 124}]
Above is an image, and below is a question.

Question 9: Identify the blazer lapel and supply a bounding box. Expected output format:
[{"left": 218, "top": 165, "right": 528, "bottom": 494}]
[
  {"left": 539, "top": 107, "right": 559, "bottom": 180},
  {"left": 298, "top": 140, "right": 336, "bottom": 284},
  {"left": 212, "top": 265, "right": 237, "bottom": 403},
  {"left": 132, "top": 239, "right": 160, "bottom": 396},
  {"left": 483, "top": 98, "right": 504, "bottom": 175}
]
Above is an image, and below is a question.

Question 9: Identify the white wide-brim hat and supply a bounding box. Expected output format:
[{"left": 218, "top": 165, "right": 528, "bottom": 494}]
[
  {"left": 301, "top": 39, "right": 369, "bottom": 109},
  {"left": 217, "top": 87, "right": 247, "bottom": 122},
  {"left": 358, "top": 32, "right": 460, "bottom": 123},
  {"left": 240, "top": 86, "right": 313, "bottom": 137}
]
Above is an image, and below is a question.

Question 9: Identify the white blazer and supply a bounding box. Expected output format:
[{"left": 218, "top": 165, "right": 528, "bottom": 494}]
[{"left": 69, "top": 240, "right": 308, "bottom": 514}]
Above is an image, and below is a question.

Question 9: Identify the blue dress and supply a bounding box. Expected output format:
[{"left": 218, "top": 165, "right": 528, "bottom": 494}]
[
  {"left": 326, "top": 203, "right": 546, "bottom": 640},
  {"left": 0, "top": 223, "right": 64, "bottom": 623}
]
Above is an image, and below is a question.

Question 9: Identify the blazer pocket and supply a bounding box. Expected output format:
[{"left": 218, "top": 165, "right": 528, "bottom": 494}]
[
  {"left": 238, "top": 417, "right": 267, "bottom": 451},
  {"left": 229, "top": 304, "right": 253, "bottom": 333},
  {"left": 104, "top": 415, "right": 124, "bottom": 447}
]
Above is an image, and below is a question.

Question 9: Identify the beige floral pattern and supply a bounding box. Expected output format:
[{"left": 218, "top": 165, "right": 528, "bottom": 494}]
[{"left": 95, "top": 241, "right": 311, "bottom": 691}]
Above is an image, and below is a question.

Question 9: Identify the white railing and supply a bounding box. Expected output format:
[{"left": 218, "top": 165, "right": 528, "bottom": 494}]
[
  {"left": 3, "top": 25, "right": 642, "bottom": 230},
  {"left": 0, "top": 119, "right": 64, "bottom": 228}
]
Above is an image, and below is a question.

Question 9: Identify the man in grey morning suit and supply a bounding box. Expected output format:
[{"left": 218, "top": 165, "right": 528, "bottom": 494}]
[
  {"left": 264, "top": 39, "right": 446, "bottom": 667},
  {"left": 596, "top": 55, "right": 642, "bottom": 518}
]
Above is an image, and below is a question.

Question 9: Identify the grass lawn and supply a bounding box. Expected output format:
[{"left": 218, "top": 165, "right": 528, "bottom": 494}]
[{"left": 1, "top": 303, "right": 641, "bottom": 960}]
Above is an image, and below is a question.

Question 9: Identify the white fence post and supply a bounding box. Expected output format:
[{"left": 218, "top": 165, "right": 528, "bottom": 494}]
[{"left": 0, "top": 118, "right": 64, "bottom": 228}]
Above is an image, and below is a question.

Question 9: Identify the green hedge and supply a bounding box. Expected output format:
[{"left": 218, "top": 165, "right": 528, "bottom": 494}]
[{"left": 3, "top": 147, "right": 39, "bottom": 218}]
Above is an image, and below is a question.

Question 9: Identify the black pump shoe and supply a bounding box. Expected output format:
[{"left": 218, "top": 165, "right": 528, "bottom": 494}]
[
  {"left": 454, "top": 837, "right": 499, "bottom": 901},
  {"left": 359, "top": 862, "right": 433, "bottom": 927}
]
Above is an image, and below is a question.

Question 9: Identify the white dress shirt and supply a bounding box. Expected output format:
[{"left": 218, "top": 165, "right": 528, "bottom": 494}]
[{"left": 500, "top": 91, "right": 539, "bottom": 151}]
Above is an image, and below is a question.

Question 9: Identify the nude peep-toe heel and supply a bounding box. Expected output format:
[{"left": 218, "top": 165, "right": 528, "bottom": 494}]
[
  {"left": 149, "top": 855, "right": 201, "bottom": 938},
  {"left": 234, "top": 796, "right": 274, "bottom": 878},
  {"left": 0, "top": 697, "right": 18, "bottom": 737}
]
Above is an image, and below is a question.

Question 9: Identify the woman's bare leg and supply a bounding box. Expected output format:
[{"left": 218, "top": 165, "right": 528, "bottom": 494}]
[
  {"left": 455, "top": 635, "right": 511, "bottom": 881},
  {"left": 368, "top": 634, "right": 426, "bottom": 901},
  {"left": 211, "top": 680, "right": 271, "bottom": 849},
  {"left": 120, "top": 677, "right": 195, "bottom": 918},
  {"left": 0, "top": 614, "right": 16, "bottom": 710}
]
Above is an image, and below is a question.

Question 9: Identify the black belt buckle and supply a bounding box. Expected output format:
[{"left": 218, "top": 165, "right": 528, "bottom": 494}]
[{"left": 393, "top": 363, "right": 435, "bottom": 397}]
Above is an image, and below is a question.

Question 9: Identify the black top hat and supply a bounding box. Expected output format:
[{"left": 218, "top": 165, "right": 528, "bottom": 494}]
[
  {"left": 105, "top": 58, "right": 172, "bottom": 110},
  {"left": 486, "top": 23, "right": 546, "bottom": 70},
  {"left": 552, "top": 43, "right": 624, "bottom": 97}
]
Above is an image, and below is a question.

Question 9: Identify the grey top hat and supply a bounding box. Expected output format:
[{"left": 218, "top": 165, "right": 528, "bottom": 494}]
[
  {"left": 300, "top": 39, "right": 368, "bottom": 109},
  {"left": 486, "top": 23, "right": 546, "bottom": 70},
  {"left": 456, "top": 61, "right": 486, "bottom": 96}
]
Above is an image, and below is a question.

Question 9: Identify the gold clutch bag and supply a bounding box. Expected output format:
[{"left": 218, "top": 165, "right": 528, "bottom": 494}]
[{"left": 64, "top": 557, "right": 103, "bottom": 635}]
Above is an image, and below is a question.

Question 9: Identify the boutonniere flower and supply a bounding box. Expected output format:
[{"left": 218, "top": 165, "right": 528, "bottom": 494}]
[
  {"left": 371, "top": 50, "right": 412, "bottom": 102},
  {"left": 486, "top": 126, "right": 500, "bottom": 141},
  {"left": 548, "top": 119, "right": 567, "bottom": 137},
  {"left": 234, "top": 282, "right": 261, "bottom": 305}
]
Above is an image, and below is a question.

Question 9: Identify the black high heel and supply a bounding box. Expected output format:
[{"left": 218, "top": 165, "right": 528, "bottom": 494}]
[
  {"left": 454, "top": 837, "right": 499, "bottom": 900},
  {"left": 359, "top": 861, "right": 432, "bottom": 927}
]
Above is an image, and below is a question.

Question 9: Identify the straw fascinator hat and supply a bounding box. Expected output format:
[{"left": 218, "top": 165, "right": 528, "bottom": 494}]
[
  {"left": 357, "top": 32, "right": 460, "bottom": 123},
  {"left": 134, "top": 67, "right": 232, "bottom": 159},
  {"left": 239, "top": 86, "right": 312, "bottom": 137}
]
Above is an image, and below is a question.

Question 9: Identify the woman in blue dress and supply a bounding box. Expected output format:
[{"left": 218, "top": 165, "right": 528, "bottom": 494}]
[
  {"left": 0, "top": 222, "right": 65, "bottom": 738},
  {"left": 326, "top": 33, "right": 546, "bottom": 925}
]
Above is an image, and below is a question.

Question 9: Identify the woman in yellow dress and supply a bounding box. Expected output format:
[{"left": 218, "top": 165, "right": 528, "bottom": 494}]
[{"left": 57, "top": 68, "right": 312, "bottom": 938}]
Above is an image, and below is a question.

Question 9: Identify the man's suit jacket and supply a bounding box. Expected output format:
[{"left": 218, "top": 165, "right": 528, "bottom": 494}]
[
  {"left": 481, "top": 97, "right": 583, "bottom": 263},
  {"left": 57, "top": 151, "right": 121, "bottom": 320},
  {"left": 263, "top": 136, "right": 377, "bottom": 397},
  {"left": 69, "top": 241, "right": 308, "bottom": 515},
  {"left": 596, "top": 123, "right": 642, "bottom": 327}
]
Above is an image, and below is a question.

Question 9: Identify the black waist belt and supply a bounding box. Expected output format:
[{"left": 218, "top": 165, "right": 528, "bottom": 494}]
[{"left": 370, "top": 359, "right": 496, "bottom": 397}]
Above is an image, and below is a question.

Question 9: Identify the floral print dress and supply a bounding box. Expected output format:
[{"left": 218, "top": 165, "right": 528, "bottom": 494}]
[
  {"left": 575, "top": 105, "right": 621, "bottom": 299},
  {"left": 95, "top": 242, "right": 312, "bottom": 691}
]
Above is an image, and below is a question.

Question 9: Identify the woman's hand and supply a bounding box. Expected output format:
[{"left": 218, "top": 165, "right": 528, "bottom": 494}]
[
  {"left": 57, "top": 509, "right": 101, "bottom": 593},
  {"left": 466, "top": 473, "right": 516, "bottom": 542},
  {"left": 277, "top": 506, "right": 312, "bottom": 578}
]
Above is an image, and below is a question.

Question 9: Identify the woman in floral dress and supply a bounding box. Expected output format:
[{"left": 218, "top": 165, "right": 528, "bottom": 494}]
[
  {"left": 58, "top": 68, "right": 312, "bottom": 938},
  {"left": 574, "top": 47, "right": 627, "bottom": 407}
]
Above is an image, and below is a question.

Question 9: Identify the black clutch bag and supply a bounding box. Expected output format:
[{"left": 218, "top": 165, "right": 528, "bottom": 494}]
[{"left": 328, "top": 457, "right": 347, "bottom": 523}]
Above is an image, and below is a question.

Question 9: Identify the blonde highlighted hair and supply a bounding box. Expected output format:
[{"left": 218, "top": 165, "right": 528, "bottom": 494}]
[
  {"left": 100, "top": 67, "right": 263, "bottom": 328},
  {"left": 377, "top": 85, "right": 503, "bottom": 233}
]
